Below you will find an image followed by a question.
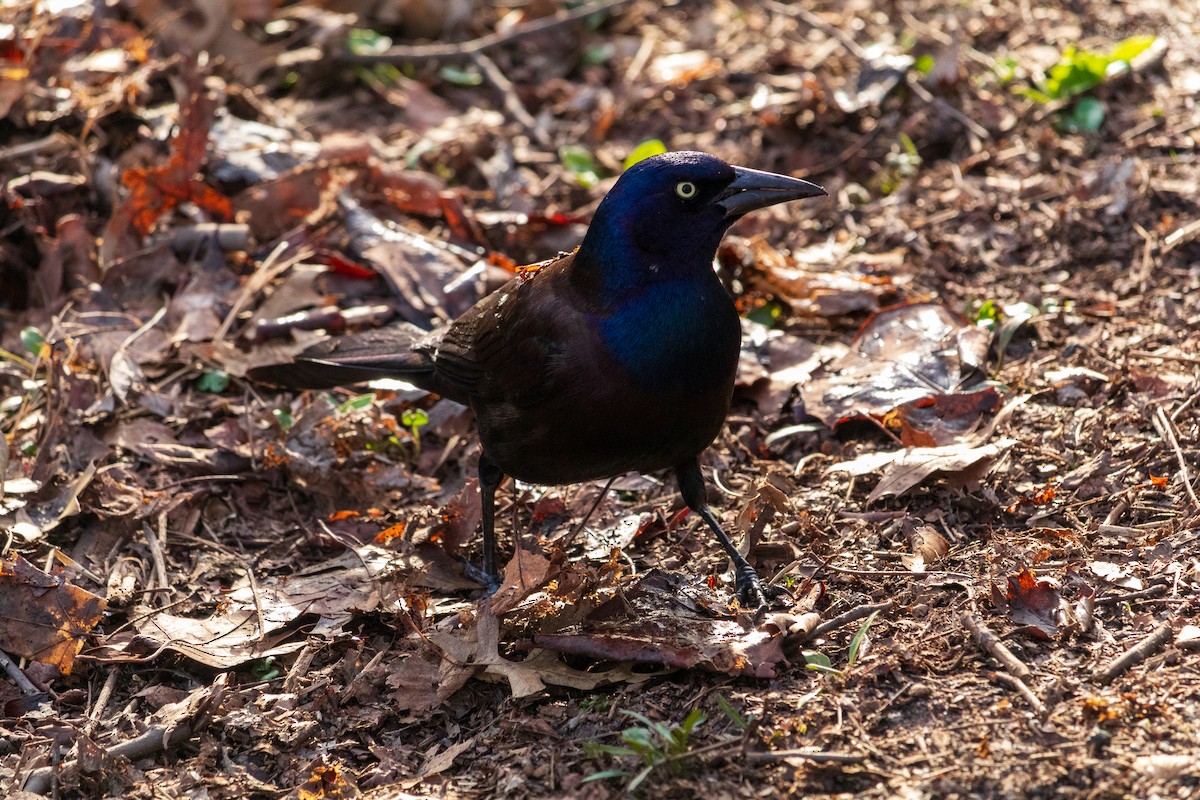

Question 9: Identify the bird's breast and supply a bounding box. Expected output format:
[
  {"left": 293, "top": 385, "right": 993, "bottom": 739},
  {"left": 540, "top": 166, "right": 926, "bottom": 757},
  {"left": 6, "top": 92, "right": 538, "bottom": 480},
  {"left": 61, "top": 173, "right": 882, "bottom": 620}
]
[{"left": 593, "top": 278, "right": 741, "bottom": 394}]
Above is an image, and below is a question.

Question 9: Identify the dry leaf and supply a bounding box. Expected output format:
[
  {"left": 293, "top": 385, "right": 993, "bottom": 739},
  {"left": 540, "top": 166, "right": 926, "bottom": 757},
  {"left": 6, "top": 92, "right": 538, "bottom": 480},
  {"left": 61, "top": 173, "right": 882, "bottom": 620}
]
[{"left": 0, "top": 556, "right": 106, "bottom": 674}]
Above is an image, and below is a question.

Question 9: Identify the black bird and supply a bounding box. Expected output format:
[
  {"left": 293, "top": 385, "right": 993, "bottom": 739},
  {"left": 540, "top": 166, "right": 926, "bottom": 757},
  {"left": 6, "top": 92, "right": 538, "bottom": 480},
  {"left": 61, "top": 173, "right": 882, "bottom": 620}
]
[{"left": 251, "top": 152, "right": 825, "bottom": 606}]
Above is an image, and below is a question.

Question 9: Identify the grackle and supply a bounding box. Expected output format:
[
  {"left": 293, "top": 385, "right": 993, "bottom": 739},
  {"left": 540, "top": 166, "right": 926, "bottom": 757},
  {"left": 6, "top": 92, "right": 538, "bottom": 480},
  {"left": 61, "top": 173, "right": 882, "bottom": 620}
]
[{"left": 250, "top": 152, "right": 825, "bottom": 607}]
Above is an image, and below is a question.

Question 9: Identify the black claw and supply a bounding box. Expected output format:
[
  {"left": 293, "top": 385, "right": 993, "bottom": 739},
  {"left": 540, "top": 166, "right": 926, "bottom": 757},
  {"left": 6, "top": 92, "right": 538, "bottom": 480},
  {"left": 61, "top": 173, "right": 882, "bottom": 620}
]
[
  {"left": 459, "top": 556, "right": 502, "bottom": 594},
  {"left": 733, "top": 565, "right": 787, "bottom": 610}
]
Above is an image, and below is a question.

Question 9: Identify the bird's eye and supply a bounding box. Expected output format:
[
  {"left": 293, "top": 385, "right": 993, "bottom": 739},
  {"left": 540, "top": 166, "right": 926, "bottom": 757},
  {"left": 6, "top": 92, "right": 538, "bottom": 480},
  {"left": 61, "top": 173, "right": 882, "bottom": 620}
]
[{"left": 675, "top": 181, "right": 697, "bottom": 199}]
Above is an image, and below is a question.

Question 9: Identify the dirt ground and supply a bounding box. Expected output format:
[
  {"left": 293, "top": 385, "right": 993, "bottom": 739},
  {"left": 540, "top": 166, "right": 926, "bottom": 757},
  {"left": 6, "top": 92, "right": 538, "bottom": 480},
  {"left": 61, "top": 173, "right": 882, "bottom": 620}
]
[{"left": 0, "top": 0, "right": 1198, "bottom": 798}]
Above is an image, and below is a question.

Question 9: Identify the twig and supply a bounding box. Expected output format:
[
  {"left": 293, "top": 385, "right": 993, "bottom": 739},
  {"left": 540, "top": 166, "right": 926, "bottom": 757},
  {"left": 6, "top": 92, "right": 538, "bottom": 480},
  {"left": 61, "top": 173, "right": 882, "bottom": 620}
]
[
  {"left": 1170, "top": 388, "right": 1200, "bottom": 424},
  {"left": 283, "top": 643, "right": 319, "bottom": 692},
  {"left": 82, "top": 668, "right": 120, "bottom": 738},
  {"left": 989, "top": 671, "right": 1045, "bottom": 715},
  {"left": 1096, "top": 584, "right": 1169, "bottom": 607},
  {"left": 141, "top": 519, "right": 170, "bottom": 606},
  {"left": 807, "top": 601, "right": 893, "bottom": 641},
  {"left": 1129, "top": 349, "right": 1200, "bottom": 366},
  {"left": 335, "top": 0, "right": 634, "bottom": 64},
  {"left": 807, "top": 553, "right": 973, "bottom": 580},
  {"left": 22, "top": 675, "right": 227, "bottom": 795},
  {"left": 560, "top": 476, "right": 618, "bottom": 550},
  {"left": 0, "top": 647, "right": 42, "bottom": 696},
  {"left": 0, "top": 131, "right": 73, "bottom": 162},
  {"left": 960, "top": 612, "right": 1031, "bottom": 679},
  {"left": 745, "top": 748, "right": 867, "bottom": 764},
  {"left": 1093, "top": 620, "right": 1176, "bottom": 685},
  {"left": 1151, "top": 405, "right": 1200, "bottom": 512},
  {"left": 1160, "top": 218, "right": 1200, "bottom": 254},
  {"left": 472, "top": 53, "right": 551, "bottom": 147},
  {"left": 213, "top": 240, "right": 301, "bottom": 344},
  {"left": 906, "top": 74, "right": 990, "bottom": 141}
]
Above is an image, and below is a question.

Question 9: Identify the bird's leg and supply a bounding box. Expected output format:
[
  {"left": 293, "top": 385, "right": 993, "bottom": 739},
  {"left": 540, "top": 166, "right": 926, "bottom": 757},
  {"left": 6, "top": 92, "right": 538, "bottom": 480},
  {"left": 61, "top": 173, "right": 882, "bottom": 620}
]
[
  {"left": 675, "top": 459, "right": 780, "bottom": 609},
  {"left": 463, "top": 453, "right": 505, "bottom": 592}
]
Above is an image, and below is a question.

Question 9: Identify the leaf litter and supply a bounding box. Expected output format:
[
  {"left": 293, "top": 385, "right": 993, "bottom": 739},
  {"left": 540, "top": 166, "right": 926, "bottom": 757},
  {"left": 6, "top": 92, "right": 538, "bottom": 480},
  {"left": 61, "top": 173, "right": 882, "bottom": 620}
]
[{"left": 0, "top": 0, "right": 1197, "bottom": 798}]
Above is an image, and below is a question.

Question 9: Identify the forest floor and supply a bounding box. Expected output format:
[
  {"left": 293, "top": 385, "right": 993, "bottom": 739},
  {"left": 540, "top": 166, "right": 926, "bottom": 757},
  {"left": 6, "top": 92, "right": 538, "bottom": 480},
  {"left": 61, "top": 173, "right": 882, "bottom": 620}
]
[{"left": 0, "top": 0, "right": 1198, "bottom": 798}]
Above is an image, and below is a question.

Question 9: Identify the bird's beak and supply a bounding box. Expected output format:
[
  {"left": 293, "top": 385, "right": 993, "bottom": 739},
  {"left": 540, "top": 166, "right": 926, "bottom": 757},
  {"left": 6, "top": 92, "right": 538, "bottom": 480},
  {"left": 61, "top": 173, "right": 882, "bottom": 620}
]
[{"left": 714, "top": 166, "right": 826, "bottom": 219}]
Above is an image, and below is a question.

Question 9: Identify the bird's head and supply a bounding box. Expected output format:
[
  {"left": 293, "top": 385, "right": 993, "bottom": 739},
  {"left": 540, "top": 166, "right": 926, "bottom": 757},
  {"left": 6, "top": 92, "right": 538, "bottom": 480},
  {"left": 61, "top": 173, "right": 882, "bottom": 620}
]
[{"left": 579, "top": 151, "right": 825, "bottom": 286}]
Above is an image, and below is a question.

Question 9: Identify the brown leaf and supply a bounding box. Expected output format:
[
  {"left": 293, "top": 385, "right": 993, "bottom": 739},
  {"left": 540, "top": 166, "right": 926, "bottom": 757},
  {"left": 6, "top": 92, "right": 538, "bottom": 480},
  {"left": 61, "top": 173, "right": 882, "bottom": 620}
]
[
  {"left": 903, "top": 525, "right": 950, "bottom": 572},
  {"left": 829, "top": 438, "right": 1014, "bottom": 501},
  {"left": 802, "top": 302, "right": 991, "bottom": 433},
  {"left": 113, "top": 85, "right": 232, "bottom": 237},
  {"left": 0, "top": 556, "right": 106, "bottom": 674},
  {"left": 995, "top": 568, "right": 1066, "bottom": 639},
  {"left": 534, "top": 570, "right": 788, "bottom": 678}
]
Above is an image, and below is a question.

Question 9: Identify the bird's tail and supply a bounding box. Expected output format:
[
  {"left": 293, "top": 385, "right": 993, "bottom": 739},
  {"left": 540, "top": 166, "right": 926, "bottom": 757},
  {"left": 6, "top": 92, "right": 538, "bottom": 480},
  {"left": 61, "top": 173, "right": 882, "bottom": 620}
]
[{"left": 248, "top": 324, "right": 438, "bottom": 390}]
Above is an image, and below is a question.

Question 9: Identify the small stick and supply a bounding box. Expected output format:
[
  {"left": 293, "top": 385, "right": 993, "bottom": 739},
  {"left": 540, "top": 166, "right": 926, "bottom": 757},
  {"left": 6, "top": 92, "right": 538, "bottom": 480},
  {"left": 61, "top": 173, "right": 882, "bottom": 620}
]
[
  {"left": 990, "top": 671, "right": 1045, "bottom": 715},
  {"left": 22, "top": 676, "right": 227, "bottom": 794},
  {"left": 1093, "top": 620, "right": 1176, "bottom": 685},
  {"left": 961, "top": 612, "right": 1031, "bottom": 679},
  {"left": 0, "top": 648, "right": 41, "bottom": 696},
  {"left": 1096, "top": 584, "right": 1169, "bottom": 607},
  {"left": 283, "top": 643, "right": 319, "bottom": 692},
  {"left": 560, "top": 476, "right": 618, "bottom": 550},
  {"left": 1152, "top": 406, "right": 1200, "bottom": 512},
  {"left": 473, "top": 53, "right": 551, "bottom": 147},
  {"left": 82, "top": 668, "right": 119, "bottom": 738},
  {"left": 141, "top": 519, "right": 170, "bottom": 605},
  {"left": 745, "top": 749, "right": 867, "bottom": 764},
  {"left": 807, "top": 601, "right": 893, "bottom": 641}
]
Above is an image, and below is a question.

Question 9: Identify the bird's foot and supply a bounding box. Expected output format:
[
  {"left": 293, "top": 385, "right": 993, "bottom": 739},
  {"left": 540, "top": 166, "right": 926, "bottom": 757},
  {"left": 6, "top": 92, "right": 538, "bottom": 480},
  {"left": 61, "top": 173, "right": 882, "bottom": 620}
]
[
  {"left": 459, "top": 557, "right": 502, "bottom": 594},
  {"left": 734, "top": 565, "right": 788, "bottom": 611}
]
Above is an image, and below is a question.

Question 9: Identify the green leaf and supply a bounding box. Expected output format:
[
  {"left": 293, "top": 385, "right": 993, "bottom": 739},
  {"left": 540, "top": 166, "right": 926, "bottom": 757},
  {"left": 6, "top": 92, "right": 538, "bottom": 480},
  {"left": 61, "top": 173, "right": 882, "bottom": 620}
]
[
  {"left": 914, "top": 54, "right": 934, "bottom": 75},
  {"left": 1057, "top": 96, "right": 1105, "bottom": 133},
  {"left": 439, "top": 65, "right": 483, "bottom": 86},
  {"left": 582, "top": 770, "right": 627, "bottom": 783},
  {"left": 679, "top": 708, "right": 706, "bottom": 736},
  {"left": 746, "top": 300, "right": 784, "bottom": 328},
  {"left": 401, "top": 408, "right": 429, "bottom": 429},
  {"left": 626, "top": 764, "right": 656, "bottom": 792},
  {"left": 1109, "top": 35, "right": 1156, "bottom": 65},
  {"left": 973, "top": 298, "right": 999, "bottom": 326},
  {"left": 346, "top": 28, "right": 392, "bottom": 56},
  {"left": 582, "top": 42, "right": 615, "bottom": 66},
  {"left": 623, "top": 139, "right": 668, "bottom": 169},
  {"left": 196, "top": 371, "right": 230, "bottom": 393},
  {"left": 993, "top": 56, "right": 1019, "bottom": 84},
  {"left": 715, "top": 693, "right": 748, "bottom": 730},
  {"left": 560, "top": 145, "right": 601, "bottom": 188},
  {"left": 337, "top": 393, "right": 375, "bottom": 413},
  {"left": 585, "top": 743, "right": 640, "bottom": 758},
  {"left": 20, "top": 327, "right": 44, "bottom": 355},
  {"left": 621, "top": 727, "right": 654, "bottom": 749},
  {"left": 272, "top": 408, "right": 294, "bottom": 430},
  {"left": 847, "top": 609, "right": 880, "bottom": 667},
  {"left": 803, "top": 650, "right": 842, "bottom": 674}
]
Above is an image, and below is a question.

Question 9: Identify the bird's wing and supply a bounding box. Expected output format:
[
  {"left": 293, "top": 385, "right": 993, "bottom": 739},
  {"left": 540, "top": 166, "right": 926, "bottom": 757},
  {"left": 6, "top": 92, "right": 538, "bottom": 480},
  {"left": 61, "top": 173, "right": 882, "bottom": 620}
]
[{"left": 425, "top": 252, "right": 588, "bottom": 407}]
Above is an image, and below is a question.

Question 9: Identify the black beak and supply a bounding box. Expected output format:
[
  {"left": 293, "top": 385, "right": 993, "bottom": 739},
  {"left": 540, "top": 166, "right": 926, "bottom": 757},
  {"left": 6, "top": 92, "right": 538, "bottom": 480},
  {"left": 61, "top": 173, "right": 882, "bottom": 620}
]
[{"left": 714, "top": 166, "right": 826, "bottom": 219}]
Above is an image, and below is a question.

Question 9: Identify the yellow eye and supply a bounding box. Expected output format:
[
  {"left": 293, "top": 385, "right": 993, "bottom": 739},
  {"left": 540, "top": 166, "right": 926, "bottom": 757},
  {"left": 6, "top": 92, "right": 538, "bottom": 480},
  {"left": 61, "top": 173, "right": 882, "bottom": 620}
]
[{"left": 675, "top": 181, "right": 697, "bottom": 199}]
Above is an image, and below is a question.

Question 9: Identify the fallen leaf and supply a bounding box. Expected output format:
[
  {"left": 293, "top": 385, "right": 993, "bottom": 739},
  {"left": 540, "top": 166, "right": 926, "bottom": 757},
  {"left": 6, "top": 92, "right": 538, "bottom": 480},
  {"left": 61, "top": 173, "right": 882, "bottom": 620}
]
[
  {"left": 992, "top": 568, "right": 1066, "bottom": 639},
  {"left": 802, "top": 302, "right": 992, "bottom": 435},
  {"left": 0, "top": 556, "right": 106, "bottom": 674},
  {"left": 829, "top": 438, "right": 1015, "bottom": 501},
  {"left": 428, "top": 606, "right": 634, "bottom": 699}
]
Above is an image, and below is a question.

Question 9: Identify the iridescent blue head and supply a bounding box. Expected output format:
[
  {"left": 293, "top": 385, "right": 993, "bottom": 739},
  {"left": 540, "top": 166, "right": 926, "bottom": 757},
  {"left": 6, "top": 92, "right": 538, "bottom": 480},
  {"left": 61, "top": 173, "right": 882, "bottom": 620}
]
[{"left": 577, "top": 151, "right": 826, "bottom": 292}]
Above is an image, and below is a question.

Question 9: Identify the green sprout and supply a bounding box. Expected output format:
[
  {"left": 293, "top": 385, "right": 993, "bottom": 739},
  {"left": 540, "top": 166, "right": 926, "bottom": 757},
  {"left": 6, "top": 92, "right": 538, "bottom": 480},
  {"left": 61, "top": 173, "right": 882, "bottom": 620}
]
[{"left": 583, "top": 708, "right": 706, "bottom": 792}]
